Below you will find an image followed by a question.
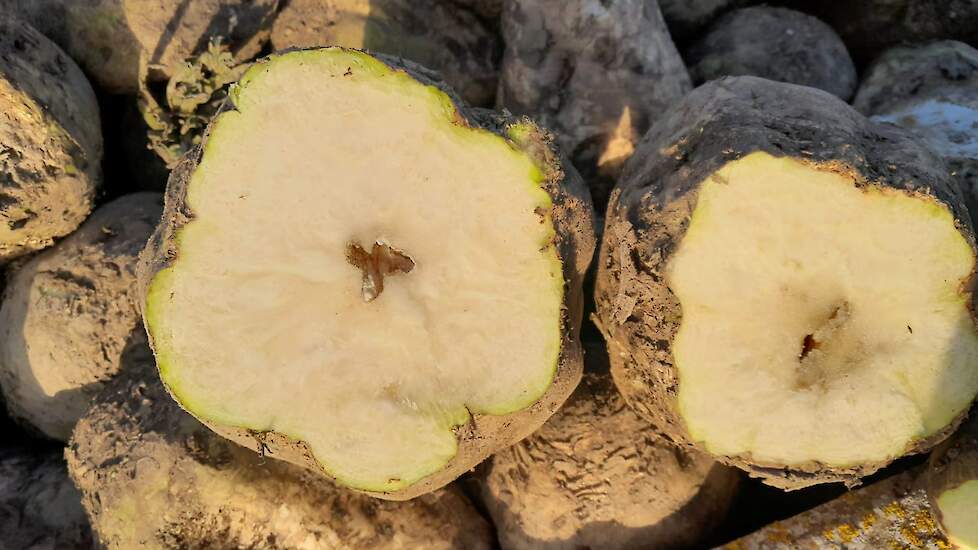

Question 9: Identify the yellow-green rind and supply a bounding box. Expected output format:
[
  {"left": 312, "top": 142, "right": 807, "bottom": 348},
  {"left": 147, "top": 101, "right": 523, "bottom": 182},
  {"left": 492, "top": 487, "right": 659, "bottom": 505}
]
[
  {"left": 674, "top": 153, "right": 977, "bottom": 469},
  {"left": 594, "top": 76, "right": 978, "bottom": 490},
  {"left": 936, "top": 480, "right": 978, "bottom": 549},
  {"left": 141, "top": 47, "right": 593, "bottom": 498}
]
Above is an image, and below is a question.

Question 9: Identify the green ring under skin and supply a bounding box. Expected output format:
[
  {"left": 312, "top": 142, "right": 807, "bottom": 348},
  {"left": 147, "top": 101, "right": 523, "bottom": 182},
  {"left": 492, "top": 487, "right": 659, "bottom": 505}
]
[{"left": 144, "top": 48, "right": 569, "bottom": 493}]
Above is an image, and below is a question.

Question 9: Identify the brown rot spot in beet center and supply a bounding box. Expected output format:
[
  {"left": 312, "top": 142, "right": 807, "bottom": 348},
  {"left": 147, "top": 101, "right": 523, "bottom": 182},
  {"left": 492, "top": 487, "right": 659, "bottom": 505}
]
[
  {"left": 794, "top": 302, "right": 855, "bottom": 390},
  {"left": 799, "top": 334, "right": 819, "bottom": 360},
  {"left": 798, "top": 303, "right": 849, "bottom": 361},
  {"left": 347, "top": 241, "right": 415, "bottom": 302}
]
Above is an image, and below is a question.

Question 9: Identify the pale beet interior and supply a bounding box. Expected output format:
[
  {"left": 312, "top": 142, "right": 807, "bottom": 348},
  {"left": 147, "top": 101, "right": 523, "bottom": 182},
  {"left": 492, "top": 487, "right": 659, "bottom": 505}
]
[
  {"left": 937, "top": 479, "right": 978, "bottom": 549},
  {"left": 669, "top": 151, "right": 978, "bottom": 468},
  {"left": 146, "top": 49, "right": 563, "bottom": 492}
]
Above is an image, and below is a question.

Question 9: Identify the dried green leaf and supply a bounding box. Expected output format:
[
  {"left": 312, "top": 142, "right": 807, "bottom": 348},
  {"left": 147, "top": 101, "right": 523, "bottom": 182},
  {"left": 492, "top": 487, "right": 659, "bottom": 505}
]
[{"left": 138, "top": 38, "right": 252, "bottom": 168}]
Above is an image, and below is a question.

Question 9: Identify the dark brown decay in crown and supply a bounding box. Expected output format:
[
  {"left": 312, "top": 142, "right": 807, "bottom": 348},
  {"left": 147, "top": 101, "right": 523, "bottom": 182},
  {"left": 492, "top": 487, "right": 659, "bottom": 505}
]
[{"left": 346, "top": 242, "right": 416, "bottom": 302}]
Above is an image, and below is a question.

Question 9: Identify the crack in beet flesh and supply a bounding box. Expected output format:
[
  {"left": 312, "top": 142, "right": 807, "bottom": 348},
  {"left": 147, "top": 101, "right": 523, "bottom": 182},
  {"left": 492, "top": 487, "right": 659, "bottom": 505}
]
[{"left": 346, "top": 241, "right": 416, "bottom": 302}]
